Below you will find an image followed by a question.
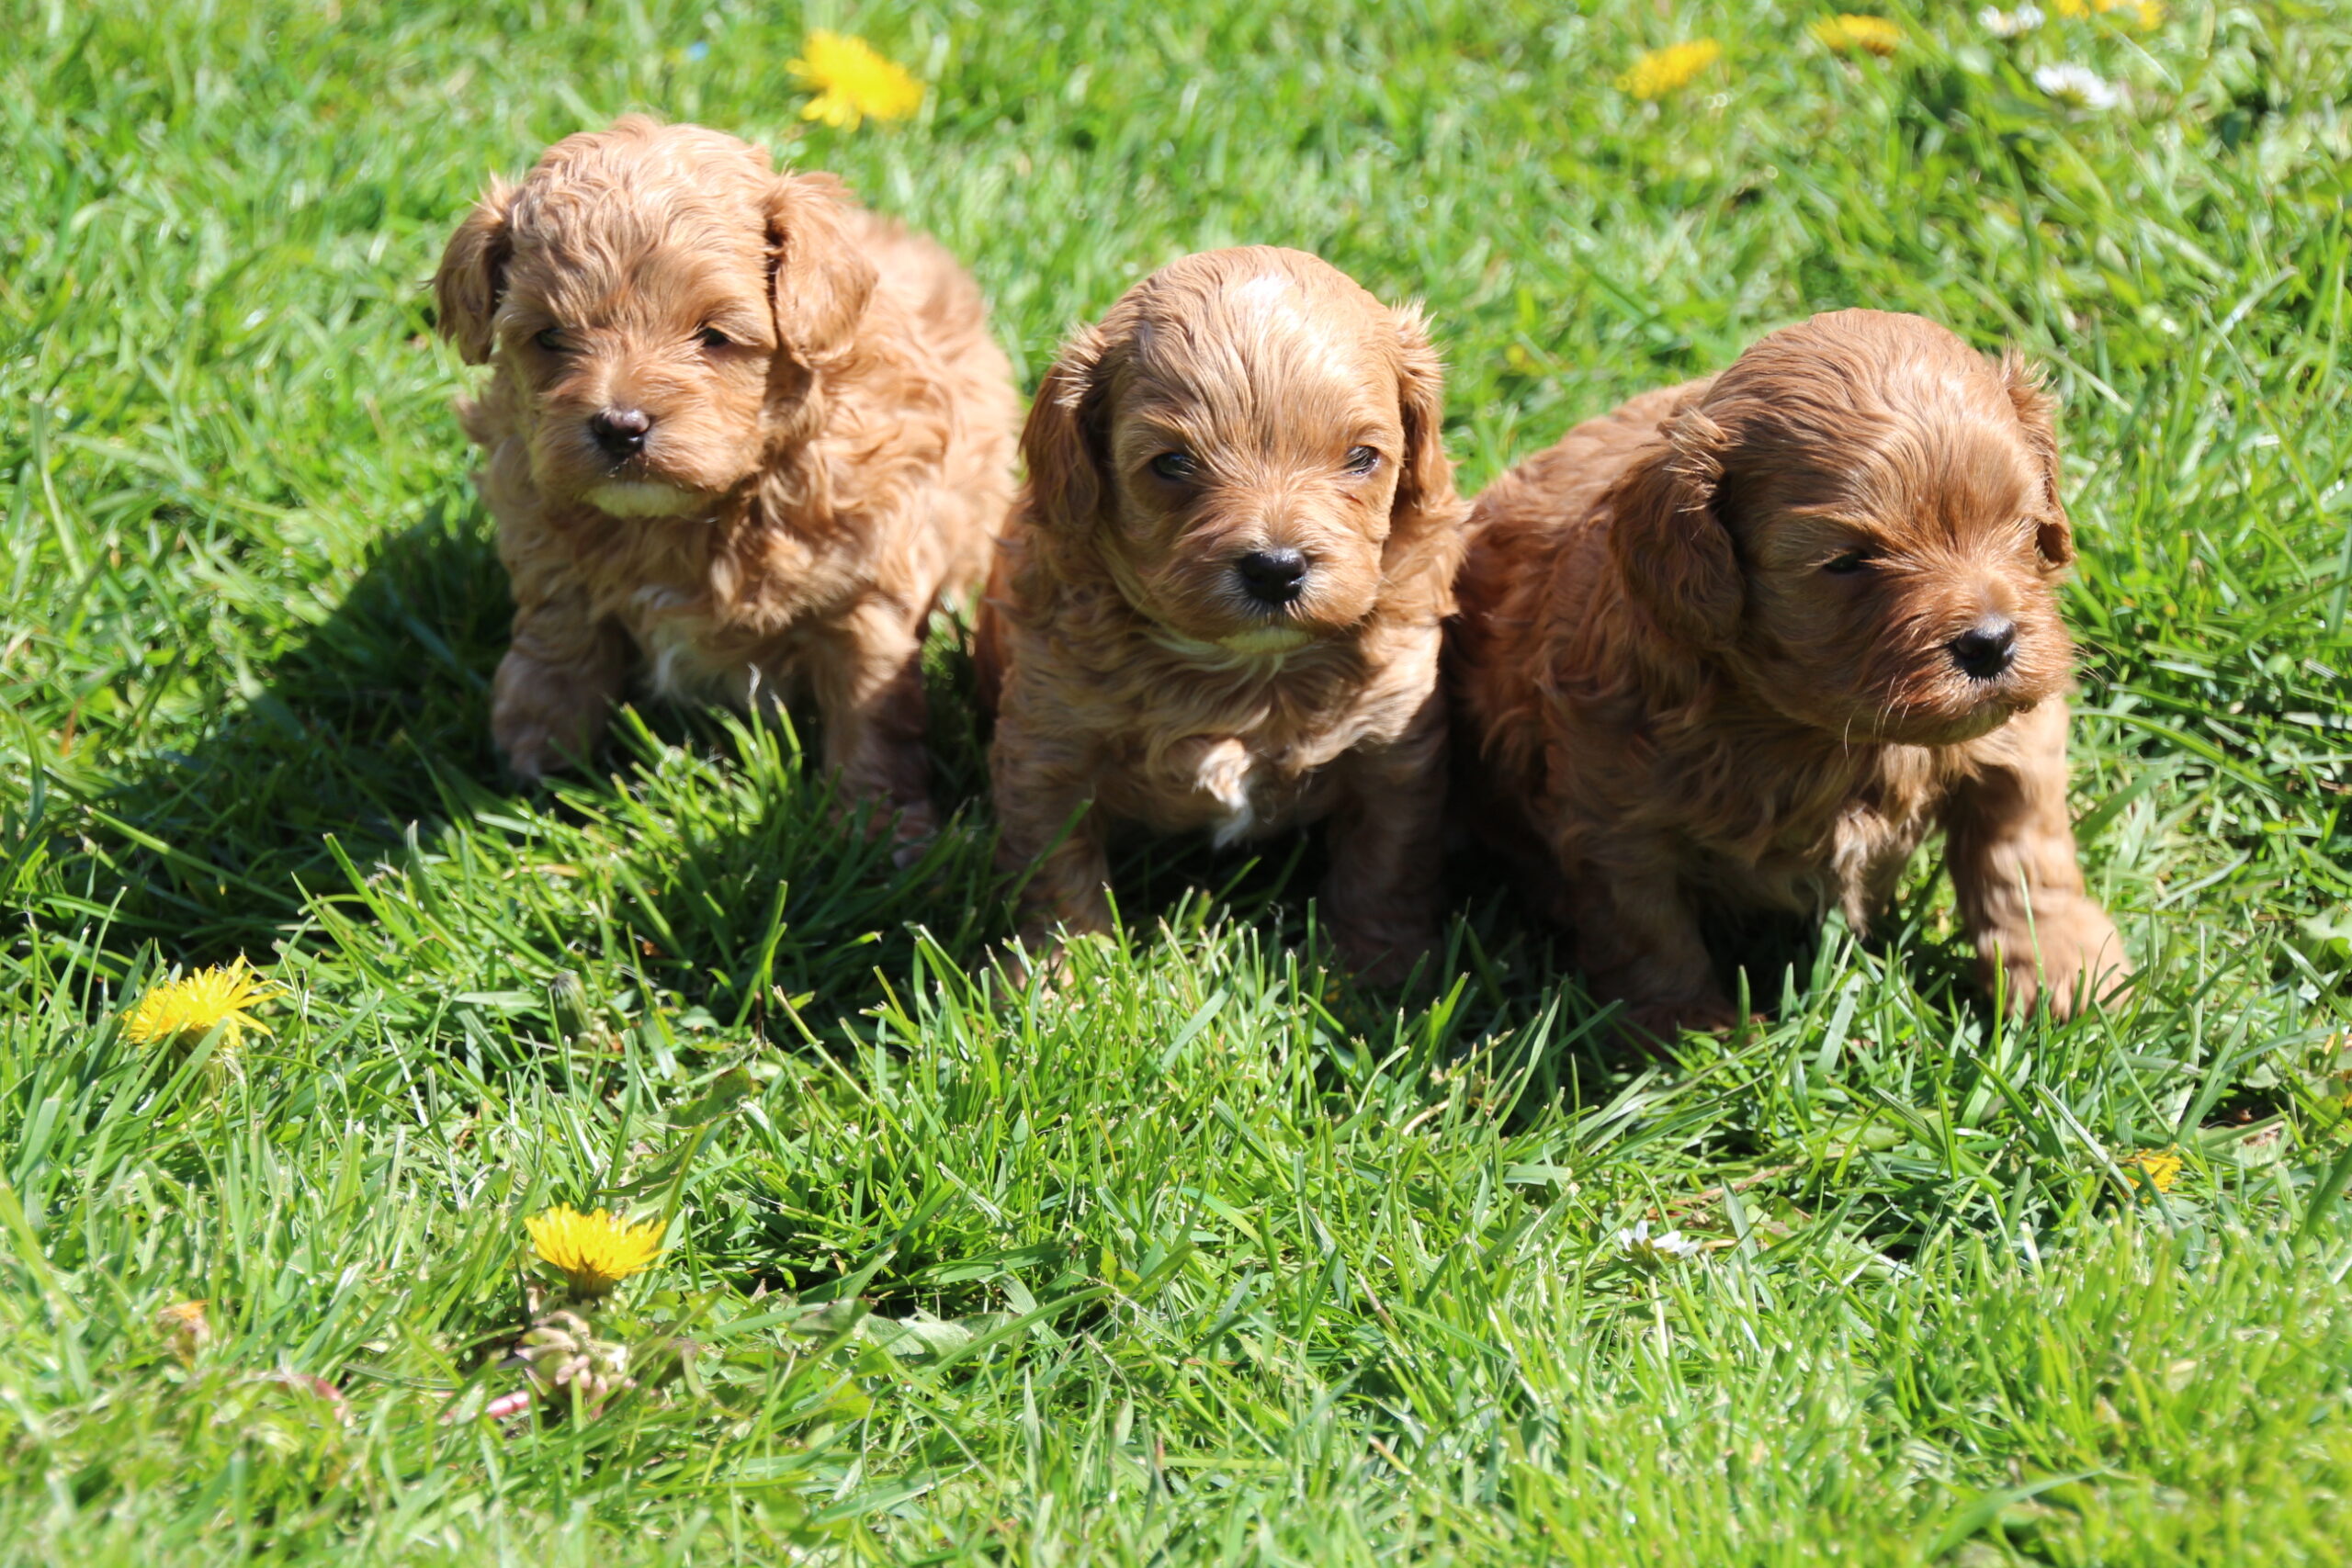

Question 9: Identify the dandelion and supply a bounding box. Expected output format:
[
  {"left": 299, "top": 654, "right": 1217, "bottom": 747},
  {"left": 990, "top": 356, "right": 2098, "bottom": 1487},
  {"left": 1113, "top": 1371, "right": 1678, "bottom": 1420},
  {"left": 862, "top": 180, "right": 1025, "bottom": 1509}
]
[
  {"left": 2123, "top": 1148, "right": 2185, "bottom": 1192},
  {"left": 1616, "top": 1218, "right": 1704, "bottom": 1265},
  {"left": 2057, "top": 0, "right": 2164, "bottom": 28},
  {"left": 1617, "top": 39, "right": 1723, "bottom": 101},
  {"left": 1979, "top": 4, "right": 2045, "bottom": 36},
  {"left": 789, "top": 31, "right": 925, "bottom": 130},
  {"left": 525, "top": 1205, "right": 664, "bottom": 1297},
  {"left": 2033, "top": 62, "right": 2121, "bottom": 109},
  {"left": 125, "top": 958, "right": 282, "bottom": 1049},
  {"left": 1812, "top": 16, "right": 1902, "bottom": 56},
  {"left": 514, "top": 1309, "right": 636, "bottom": 1412},
  {"left": 156, "top": 1300, "right": 210, "bottom": 1363}
]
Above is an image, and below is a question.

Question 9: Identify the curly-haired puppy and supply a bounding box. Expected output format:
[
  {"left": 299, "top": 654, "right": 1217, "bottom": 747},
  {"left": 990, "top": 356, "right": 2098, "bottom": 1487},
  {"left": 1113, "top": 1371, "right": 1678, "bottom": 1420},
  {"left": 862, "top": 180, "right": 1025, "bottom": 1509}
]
[
  {"left": 434, "top": 118, "right": 1016, "bottom": 846},
  {"left": 977, "top": 247, "right": 1466, "bottom": 982},
  {"left": 1453, "top": 310, "right": 2129, "bottom": 1036}
]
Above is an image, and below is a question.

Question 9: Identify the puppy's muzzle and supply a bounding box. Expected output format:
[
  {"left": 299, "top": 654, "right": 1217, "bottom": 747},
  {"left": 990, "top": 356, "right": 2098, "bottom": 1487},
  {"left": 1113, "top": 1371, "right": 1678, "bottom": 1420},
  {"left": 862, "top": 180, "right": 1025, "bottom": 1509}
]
[
  {"left": 588, "top": 406, "right": 653, "bottom": 460},
  {"left": 1948, "top": 614, "right": 2018, "bottom": 682},
  {"left": 1234, "top": 547, "right": 1307, "bottom": 607}
]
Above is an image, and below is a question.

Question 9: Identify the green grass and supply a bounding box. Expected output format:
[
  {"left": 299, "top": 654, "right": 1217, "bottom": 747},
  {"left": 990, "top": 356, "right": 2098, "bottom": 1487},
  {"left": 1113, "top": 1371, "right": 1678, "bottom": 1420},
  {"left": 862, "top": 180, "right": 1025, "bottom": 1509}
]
[{"left": 3, "top": 0, "right": 2350, "bottom": 1561}]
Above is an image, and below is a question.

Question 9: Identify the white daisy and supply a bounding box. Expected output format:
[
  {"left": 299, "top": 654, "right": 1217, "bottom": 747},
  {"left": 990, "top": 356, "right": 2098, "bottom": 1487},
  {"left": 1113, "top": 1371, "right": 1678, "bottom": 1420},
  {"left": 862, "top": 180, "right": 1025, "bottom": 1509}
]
[
  {"left": 1616, "top": 1218, "right": 1704, "bottom": 1265},
  {"left": 2033, "top": 62, "right": 2120, "bottom": 109},
  {"left": 1980, "top": 5, "right": 2045, "bottom": 38}
]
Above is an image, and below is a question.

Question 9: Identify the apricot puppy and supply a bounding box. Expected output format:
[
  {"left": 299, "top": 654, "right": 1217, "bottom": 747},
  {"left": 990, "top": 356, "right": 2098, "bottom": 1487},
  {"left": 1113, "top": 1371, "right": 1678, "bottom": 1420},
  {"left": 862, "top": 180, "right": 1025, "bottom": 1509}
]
[
  {"left": 434, "top": 118, "right": 1016, "bottom": 845},
  {"left": 1453, "top": 310, "right": 2129, "bottom": 1035},
  {"left": 978, "top": 247, "right": 1465, "bottom": 982}
]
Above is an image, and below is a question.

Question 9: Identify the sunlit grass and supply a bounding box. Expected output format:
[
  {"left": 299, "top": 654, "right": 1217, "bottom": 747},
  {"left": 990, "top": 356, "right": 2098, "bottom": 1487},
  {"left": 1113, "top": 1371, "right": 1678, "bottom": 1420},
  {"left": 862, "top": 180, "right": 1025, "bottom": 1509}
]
[{"left": 1, "top": 1, "right": 2347, "bottom": 1562}]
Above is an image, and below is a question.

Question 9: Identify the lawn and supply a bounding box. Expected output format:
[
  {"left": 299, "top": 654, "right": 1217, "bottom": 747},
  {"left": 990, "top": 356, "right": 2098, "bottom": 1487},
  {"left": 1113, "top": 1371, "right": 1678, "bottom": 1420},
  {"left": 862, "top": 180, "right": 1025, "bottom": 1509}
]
[{"left": 3, "top": 0, "right": 2350, "bottom": 1562}]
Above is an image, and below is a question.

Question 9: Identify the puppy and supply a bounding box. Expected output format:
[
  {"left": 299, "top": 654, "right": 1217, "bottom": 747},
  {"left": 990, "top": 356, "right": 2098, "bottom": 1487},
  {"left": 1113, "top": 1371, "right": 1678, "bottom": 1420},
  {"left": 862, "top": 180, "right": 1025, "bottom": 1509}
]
[
  {"left": 1453, "top": 310, "right": 2129, "bottom": 1036},
  {"left": 434, "top": 118, "right": 1016, "bottom": 846},
  {"left": 978, "top": 247, "right": 1465, "bottom": 983}
]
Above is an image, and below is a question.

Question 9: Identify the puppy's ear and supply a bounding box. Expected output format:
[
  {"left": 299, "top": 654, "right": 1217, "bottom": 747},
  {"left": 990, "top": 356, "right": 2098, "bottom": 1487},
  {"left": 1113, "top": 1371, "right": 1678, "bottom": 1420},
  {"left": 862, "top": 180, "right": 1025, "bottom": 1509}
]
[
  {"left": 1390, "top": 305, "right": 1455, "bottom": 533},
  {"left": 1022, "top": 322, "right": 1111, "bottom": 536},
  {"left": 434, "top": 180, "right": 514, "bottom": 365},
  {"left": 1607, "top": 407, "right": 1743, "bottom": 648},
  {"left": 2001, "top": 352, "right": 2074, "bottom": 568},
  {"left": 766, "top": 172, "right": 877, "bottom": 366}
]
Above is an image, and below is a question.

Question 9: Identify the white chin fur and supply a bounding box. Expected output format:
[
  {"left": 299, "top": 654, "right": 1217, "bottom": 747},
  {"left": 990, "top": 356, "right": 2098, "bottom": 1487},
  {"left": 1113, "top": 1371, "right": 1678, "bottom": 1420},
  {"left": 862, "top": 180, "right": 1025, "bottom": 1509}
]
[{"left": 587, "top": 481, "right": 703, "bottom": 519}]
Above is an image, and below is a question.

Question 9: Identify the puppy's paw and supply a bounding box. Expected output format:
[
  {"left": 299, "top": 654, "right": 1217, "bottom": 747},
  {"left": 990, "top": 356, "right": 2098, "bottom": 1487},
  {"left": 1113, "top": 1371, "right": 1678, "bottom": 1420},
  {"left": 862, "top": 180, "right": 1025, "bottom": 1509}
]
[
  {"left": 886, "top": 799, "right": 942, "bottom": 870},
  {"left": 1328, "top": 918, "right": 1439, "bottom": 989},
  {"left": 492, "top": 656, "right": 613, "bottom": 783},
  {"left": 1990, "top": 903, "right": 2132, "bottom": 1019},
  {"left": 1619, "top": 995, "right": 1745, "bottom": 1043}
]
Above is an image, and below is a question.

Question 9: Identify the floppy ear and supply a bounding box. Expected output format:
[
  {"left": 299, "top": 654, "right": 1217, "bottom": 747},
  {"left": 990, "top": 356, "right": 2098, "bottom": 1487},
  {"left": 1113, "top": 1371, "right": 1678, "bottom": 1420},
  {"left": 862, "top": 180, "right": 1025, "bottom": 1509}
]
[
  {"left": 1020, "top": 321, "right": 1111, "bottom": 537},
  {"left": 1389, "top": 304, "right": 1457, "bottom": 535},
  {"left": 433, "top": 180, "right": 514, "bottom": 365},
  {"left": 1606, "top": 406, "right": 1743, "bottom": 648},
  {"left": 2000, "top": 351, "right": 2074, "bottom": 568},
  {"left": 766, "top": 172, "right": 877, "bottom": 367}
]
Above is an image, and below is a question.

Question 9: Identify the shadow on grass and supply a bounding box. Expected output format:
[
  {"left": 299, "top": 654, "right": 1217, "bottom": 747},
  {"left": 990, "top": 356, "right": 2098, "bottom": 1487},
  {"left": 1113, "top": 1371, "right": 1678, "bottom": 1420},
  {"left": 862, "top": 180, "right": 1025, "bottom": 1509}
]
[
  {"left": 32, "top": 502, "right": 2005, "bottom": 1077},
  {"left": 32, "top": 508, "right": 1012, "bottom": 1043},
  {"left": 44, "top": 504, "right": 513, "bottom": 960}
]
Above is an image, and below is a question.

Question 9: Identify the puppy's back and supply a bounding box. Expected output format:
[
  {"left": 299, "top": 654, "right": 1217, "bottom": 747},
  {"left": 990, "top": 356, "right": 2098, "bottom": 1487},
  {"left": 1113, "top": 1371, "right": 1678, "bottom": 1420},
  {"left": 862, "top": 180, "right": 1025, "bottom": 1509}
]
[{"left": 1453, "top": 378, "right": 1707, "bottom": 786}]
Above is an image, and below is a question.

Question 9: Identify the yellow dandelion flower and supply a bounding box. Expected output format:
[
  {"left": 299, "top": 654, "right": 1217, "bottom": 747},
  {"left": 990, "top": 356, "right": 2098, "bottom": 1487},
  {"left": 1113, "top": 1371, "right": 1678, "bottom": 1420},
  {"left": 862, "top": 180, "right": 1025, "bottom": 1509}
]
[
  {"left": 1812, "top": 15, "right": 1903, "bottom": 56},
  {"left": 789, "top": 31, "right": 925, "bottom": 130},
  {"left": 2056, "top": 0, "right": 2164, "bottom": 27},
  {"left": 525, "top": 1205, "right": 664, "bottom": 1297},
  {"left": 1617, "top": 39, "right": 1723, "bottom": 101},
  {"left": 2122, "top": 1148, "right": 2184, "bottom": 1191},
  {"left": 125, "top": 958, "right": 282, "bottom": 1048},
  {"left": 155, "top": 1300, "right": 211, "bottom": 1363}
]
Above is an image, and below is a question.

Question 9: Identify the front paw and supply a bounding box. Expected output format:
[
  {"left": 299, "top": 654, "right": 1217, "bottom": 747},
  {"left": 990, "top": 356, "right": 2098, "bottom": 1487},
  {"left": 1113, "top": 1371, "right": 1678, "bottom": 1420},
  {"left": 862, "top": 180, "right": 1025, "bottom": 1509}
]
[
  {"left": 1988, "top": 902, "right": 2132, "bottom": 1019},
  {"left": 1618, "top": 995, "right": 1745, "bottom": 1043},
  {"left": 1328, "top": 917, "right": 1438, "bottom": 989},
  {"left": 492, "top": 655, "right": 613, "bottom": 782},
  {"left": 885, "top": 798, "right": 941, "bottom": 869}
]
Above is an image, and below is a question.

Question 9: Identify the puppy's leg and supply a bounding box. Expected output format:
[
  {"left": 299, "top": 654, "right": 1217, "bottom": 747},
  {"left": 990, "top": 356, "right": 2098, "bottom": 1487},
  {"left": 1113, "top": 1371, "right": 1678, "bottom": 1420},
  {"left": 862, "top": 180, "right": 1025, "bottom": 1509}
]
[
  {"left": 1943, "top": 699, "right": 2130, "bottom": 1018},
  {"left": 806, "top": 595, "right": 938, "bottom": 856},
  {"left": 988, "top": 703, "right": 1114, "bottom": 962},
  {"left": 1565, "top": 837, "right": 1739, "bottom": 1040},
  {"left": 493, "top": 582, "right": 630, "bottom": 782},
  {"left": 1320, "top": 699, "right": 1446, "bottom": 986}
]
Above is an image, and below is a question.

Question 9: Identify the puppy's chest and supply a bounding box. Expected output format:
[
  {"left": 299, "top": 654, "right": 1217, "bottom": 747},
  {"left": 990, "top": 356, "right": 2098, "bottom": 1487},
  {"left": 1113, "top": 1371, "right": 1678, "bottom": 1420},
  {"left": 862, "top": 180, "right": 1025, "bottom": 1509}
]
[
  {"left": 1697, "top": 761, "right": 1941, "bottom": 919},
  {"left": 1117, "top": 694, "right": 1388, "bottom": 846},
  {"left": 1149, "top": 736, "right": 1338, "bottom": 848},
  {"left": 618, "top": 585, "right": 828, "bottom": 705}
]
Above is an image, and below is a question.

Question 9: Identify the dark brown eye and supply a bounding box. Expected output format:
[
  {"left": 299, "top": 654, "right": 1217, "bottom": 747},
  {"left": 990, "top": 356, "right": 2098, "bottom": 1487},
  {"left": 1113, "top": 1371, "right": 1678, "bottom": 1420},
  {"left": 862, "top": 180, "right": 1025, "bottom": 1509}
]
[
  {"left": 534, "top": 327, "right": 571, "bottom": 354},
  {"left": 1343, "top": 446, "right": 1380, "bottom": 475},
  {"left": 1823, "top": 549, "right": 1872, "bottom": 575},
  {"left": 696, "top": 325, "right": 731, "bottom": 349},
  {"left": 1150, "top": 452, "right": 1199, "bottom": 481}
]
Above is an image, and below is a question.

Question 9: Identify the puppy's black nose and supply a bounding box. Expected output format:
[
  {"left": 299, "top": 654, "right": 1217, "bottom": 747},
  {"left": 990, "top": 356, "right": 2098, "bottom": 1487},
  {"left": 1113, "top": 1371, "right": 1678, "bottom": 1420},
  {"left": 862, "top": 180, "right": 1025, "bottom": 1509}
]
[
  {"left": 1235, "top": 547, "right": 1308, "bottom": 606},
  {"left": 1950, "top": 615, "right": 2018, "bottom": 681},
  {"left": 589, "top": 407, "right": 652, "bottom": 457}
]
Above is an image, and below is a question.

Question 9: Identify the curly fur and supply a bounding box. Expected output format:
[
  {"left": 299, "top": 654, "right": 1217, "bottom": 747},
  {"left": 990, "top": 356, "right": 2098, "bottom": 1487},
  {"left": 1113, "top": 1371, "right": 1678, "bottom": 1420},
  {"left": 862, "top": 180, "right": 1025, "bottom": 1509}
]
[
  {"left": 978, "top": 247, "right": 1467, "bottom": 981},
  {"left": 434, "top": 118, "right": 1016, "bottom": 844},
  {"left": 1453, "top": 309, "right": 2129, "bottom": 1035}
]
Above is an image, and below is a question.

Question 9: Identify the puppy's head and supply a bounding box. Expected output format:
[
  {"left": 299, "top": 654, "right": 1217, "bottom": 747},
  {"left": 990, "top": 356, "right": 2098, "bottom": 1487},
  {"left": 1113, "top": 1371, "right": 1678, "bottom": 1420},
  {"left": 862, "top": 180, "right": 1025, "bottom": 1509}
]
[
  {"left": 434, "top": 116, "right": 873, "bottom": 520},
  {"left": 1021, "top": 246, "right": 1453, "bottom": 655},
  {"left": 1610, "top": 310, "right": 2077, "bottom": 746}
]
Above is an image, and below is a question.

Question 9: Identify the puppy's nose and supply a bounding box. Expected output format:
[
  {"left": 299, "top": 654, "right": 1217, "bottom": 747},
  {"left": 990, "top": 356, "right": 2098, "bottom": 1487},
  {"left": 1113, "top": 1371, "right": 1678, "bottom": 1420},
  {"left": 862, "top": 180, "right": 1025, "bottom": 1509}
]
[
  {"left": 1949, "top": 615, "right": 2018, "bottom": 681},
  {"left": 1235, "top": 547, "right": 1308, "bottom": 606},
  {"left": 589, "top": 407, "right": 653, "bottom": 457}
]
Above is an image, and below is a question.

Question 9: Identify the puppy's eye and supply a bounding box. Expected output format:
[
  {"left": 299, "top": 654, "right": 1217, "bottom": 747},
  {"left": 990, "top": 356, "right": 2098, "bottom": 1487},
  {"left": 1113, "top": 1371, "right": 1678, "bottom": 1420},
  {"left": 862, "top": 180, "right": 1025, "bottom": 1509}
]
[
  {"left": 1343, "top": 446, "right": 1381, "bottom": 476},
  {"left": 1823, "top": 549, "right": 1874, "bottom": 575},
  {"left": 1149, "top": 452, "right": 1199, "bottom": 481},
  {"left": 695, "top": 325, "right": 732, "bottom": 350},
  {"left": 534, "top": 327, "right": 571, "bottom": 354}
]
